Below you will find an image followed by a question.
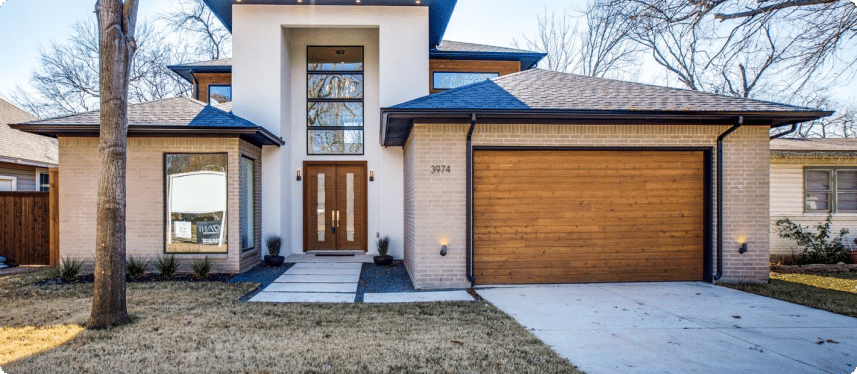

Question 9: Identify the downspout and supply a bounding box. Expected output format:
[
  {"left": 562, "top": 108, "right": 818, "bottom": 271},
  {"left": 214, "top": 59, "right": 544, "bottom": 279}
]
[
  {"left": 770, "top": 123, "right": 797, "bottom": 139},
  {"left": 465, "top": 114, "right": 477, "bottom": 285},
  {"left": 715, "top": 117, "right": 742, "bottom": 281}
]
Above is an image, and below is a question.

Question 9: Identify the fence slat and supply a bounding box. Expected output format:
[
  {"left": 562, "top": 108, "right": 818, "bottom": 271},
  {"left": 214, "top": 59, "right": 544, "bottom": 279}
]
[{"left": 0, "top": 192, "right": 50, "bottom": 265}]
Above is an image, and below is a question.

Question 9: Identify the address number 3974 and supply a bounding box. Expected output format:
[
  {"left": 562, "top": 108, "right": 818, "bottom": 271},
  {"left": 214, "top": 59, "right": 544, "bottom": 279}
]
[{"left": 431, "top": 165, "right": 451, "bottom": 174}]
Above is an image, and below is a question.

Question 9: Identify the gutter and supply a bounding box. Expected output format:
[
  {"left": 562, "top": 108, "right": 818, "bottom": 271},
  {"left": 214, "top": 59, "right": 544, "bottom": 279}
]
[
  {"left": 465, "top": 114, "right": 477, "bottom": 285},
  {"left": 714, "top": 117, "right": 743, "bottom": 281},
  {"left": 770, "top": 123, "right": 798, "bottom": 139},
  {"left": 10, "top": 124, "right": 285, "bottom": 146}
]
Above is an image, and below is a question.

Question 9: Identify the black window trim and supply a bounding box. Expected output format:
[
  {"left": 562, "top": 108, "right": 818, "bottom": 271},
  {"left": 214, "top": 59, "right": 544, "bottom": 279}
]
[
  {"left": 432, "top": 70, "right": 500, "bottom": 91},
  {"left": 804, "top": 166, "right": 857, "bottom": 214},
  {"left": 240, "top": 155, "right": 256, "bottom": 252},
  {"left": 208, "top": 84, "right": 232, "bottom": 104},
  {"left": 306, "top": 45, "right": 365, "bottom": 156}
]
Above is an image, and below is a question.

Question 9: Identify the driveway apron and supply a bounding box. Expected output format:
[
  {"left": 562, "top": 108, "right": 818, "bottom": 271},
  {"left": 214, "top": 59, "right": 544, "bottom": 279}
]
[{"left": 477, "top": 282, "right": 857, "bottom": 374}]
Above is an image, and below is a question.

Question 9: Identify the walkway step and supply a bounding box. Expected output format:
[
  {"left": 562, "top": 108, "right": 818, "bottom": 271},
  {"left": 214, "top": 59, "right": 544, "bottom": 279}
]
[
  {"left": 264, "top": 282, "right": 358, "bottom": 293},
  {"left": 274, "top": 274, "right": 360, "bottom": 283},
  {"left": 363, "top": 291, "right": 474, "bottom": 303},
  {"left": 250, "top": 292, "right": 355, "bottom": 303},
  {"left": 286, "top": 267, "right": 362, "bottom": 276},
  {"left": 289, "top": 262, "right": 362, "bottom": 270}
]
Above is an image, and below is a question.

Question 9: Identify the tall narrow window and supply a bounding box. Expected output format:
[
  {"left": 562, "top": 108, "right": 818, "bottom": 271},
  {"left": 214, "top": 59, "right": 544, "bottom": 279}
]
[
  {"left": 307, "top": 46, "right": 364, "bottom": 155},
  {"left": 240, "top": 156, "right": 255, "bottom": 251}
]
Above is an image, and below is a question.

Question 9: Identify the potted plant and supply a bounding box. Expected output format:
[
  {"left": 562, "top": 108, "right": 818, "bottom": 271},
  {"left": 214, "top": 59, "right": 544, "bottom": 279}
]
[
  {"left": 264, "top": 235, "right": 285, "bottom": 267},
  {"left": 849, "top": 237, "right": 857, "bottom": 264},
  {"left": 374, "top": 236, "right": 393, "bottom": 266}
]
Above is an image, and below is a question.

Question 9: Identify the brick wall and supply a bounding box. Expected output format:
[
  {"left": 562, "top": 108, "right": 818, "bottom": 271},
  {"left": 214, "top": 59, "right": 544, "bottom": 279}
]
[
  {"left": 403, "top": 123, "right": 771, "bottom": 288},
  {"left": 58, "top": 136, "right": 260, "bottom": 274}
]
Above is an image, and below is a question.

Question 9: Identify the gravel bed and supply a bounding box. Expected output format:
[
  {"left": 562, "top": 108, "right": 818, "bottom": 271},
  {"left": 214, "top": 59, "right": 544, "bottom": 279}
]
[{"left": 229, "top": 262, "right": 293, "bottom": 301}]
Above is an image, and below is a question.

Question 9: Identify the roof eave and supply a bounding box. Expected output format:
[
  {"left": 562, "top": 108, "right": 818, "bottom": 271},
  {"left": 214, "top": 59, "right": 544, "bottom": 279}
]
[
  {"left": 380, "top": 108, "right": 834, "bottom": 147},
  {"left": 167, "top": 65, "right": 232, "bottom": 83},
  {"left": 429, "top": 51, "right": 547, "bottom": 70},
  {"left": 0, "top": 155, "right": 57, "bottom": 169},
  {"left": 10, "top": 124, "right": 285, "bottom": 147}
]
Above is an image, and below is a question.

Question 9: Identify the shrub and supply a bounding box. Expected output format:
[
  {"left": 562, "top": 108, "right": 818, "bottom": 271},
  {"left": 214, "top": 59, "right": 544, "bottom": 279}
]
[
  {"left": 265, "top": 235, "right": 282, "bottom": 257},
  {"left": 377, "top": 236, "right": 390, "bottom": 257},
  {"left": 126, "top": 256, "right": 148, "bottom": 279},
  {"left": 191, "top": 256, "right": 212, "bottom": 279},
  {"left": 776, "top": 215, "right": 850, "bottom": 264},
  {"left": 155, "top": 255, "right": 180, "bottom": 279},
  {"left": 59, "top": 258, "right": 85, "bottom": 283}
]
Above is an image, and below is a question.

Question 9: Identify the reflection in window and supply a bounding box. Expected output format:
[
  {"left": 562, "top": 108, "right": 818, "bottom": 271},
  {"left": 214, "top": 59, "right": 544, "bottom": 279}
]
[
  {"left": 209, "top": 85, "right": 232, "bottom": 104},
  {"left": 433, "top": 72, "right": 499, "bottom": 90},
  {"left": 307, "top": 46, "right": 364, "bottom": 155},
  {"left": 165, "top": 153, "right": 227, "bottom": 253},
  {"left": 240, "top": 157, "right": 255, "bottom": 251}
]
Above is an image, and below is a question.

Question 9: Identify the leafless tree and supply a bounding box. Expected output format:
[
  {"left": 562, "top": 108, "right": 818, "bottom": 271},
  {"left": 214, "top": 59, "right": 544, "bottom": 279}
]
[
  {"left": 10, "top": 19, "right": 191, "bottom": 119},
  {"left": 162, "top": 0, "right": 231, "bottom": 60},
  {"left": 787, "top": 96, "right": 857, "bottom": 138},
  {"left": 89, "top": 0, "right": 138, "bottom": 330},
  {"left": 514, "top": 2, "right": 640, "bottom": 79}
]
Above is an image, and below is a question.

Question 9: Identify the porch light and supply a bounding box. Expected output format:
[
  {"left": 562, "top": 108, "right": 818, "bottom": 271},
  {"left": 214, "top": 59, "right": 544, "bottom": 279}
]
[
  {"left": 296, "top": 169, "right": 302, "bottom": 181},
  {"left": 439, "top": 237, "right": 449, "bottom": 256},
  {"left": 369, "top": 170, "right": 374, "bottom": 181},
  {"left": 737, "top": 236, "right": 748, "bottom": 254}
]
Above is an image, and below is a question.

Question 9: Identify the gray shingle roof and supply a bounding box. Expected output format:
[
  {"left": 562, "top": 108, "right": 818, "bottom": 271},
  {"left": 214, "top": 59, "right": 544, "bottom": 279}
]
[
  {"left": 15, "top": 97, "right": 283, "bottom": 146},
  {"left": 179, "top": 58, "right": 232, "bottom": 67},
  {"left": 434, "top": 41, "right": 536, "bottom": 54},
  {"left": 391, "top": 69, "right": 819, "bottom": 113},
  {"left": 0, "top": 98, "right": 57, "bottom": 167},
  {"left": 770, "top": 138, "right": 857, "bottom": 152},
  {"left": 25, "top": 96, "right": 251, "bottom": 127}
]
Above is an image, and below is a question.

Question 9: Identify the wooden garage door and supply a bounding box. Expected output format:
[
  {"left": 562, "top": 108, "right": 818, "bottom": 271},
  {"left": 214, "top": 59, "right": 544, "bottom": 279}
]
[{"left": 473, "top": 150, "right": 705, "bottom": 284}]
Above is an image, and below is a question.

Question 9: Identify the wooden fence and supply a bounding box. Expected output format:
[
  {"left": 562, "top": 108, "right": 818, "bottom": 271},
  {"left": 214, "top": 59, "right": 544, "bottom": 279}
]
[{"left": 0, "top": 167, "right": 60, "bottom": 267}]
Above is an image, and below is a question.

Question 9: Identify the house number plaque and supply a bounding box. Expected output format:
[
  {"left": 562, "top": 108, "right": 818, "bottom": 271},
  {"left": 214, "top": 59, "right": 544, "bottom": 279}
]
[{"left": 431, "top": 165, "right": 451, "bottom": 174}]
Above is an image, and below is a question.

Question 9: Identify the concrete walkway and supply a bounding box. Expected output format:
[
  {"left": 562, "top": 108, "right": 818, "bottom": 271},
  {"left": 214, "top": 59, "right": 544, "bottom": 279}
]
[
  {"left": 249, "top": 262, "right": 361, "bottom": 303},
  {"left": 477, "top": 282, "right": 857, "bottom": 374}
]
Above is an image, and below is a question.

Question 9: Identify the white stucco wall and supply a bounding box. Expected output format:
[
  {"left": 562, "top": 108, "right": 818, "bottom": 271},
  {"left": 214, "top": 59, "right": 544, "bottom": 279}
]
[{"left": 232, "top": 5, "right": 429, "bottom": 257}]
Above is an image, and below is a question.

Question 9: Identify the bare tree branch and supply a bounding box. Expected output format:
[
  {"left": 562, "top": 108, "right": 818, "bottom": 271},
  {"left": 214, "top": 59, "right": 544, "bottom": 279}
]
[{"left": 714, "top": 0, "right": 838, "bottom": 20}]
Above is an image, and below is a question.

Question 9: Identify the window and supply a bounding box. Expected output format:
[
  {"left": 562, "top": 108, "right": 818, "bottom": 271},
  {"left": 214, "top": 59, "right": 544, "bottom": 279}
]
[
  {"left": 240, "top": 156, "right": 255, "bottom": 251},
  {"left": 165, "top": 153, "right": 228, "bottom": 253},
  {"left": 37, "top": 172, "right": 49, "bottom": 192},
  {"left": 307, "top": 46, "right": 364, "bottom": 155},
  {"left": 805, "top": 168, "right": 857, "bottom": 213},
  {"left": 0, "top": 176, "right": 16, "bottom": 192},
  {"left": 432, "top": 71, "right": 499, "bottom": 90},
  {"left": 208, "top": 85, "right": 232, "bottom": 104}
]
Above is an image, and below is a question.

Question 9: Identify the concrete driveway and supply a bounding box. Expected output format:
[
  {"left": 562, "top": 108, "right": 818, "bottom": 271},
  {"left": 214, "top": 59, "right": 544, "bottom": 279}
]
[{"left": 476, "top": 282, "right": 857, "bottom": 374}]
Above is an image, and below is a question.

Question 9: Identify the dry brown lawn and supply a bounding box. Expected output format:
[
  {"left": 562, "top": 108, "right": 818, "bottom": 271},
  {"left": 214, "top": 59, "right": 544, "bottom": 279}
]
[{"left": 1, "top": 269, "right": 582, "bottom": 374}]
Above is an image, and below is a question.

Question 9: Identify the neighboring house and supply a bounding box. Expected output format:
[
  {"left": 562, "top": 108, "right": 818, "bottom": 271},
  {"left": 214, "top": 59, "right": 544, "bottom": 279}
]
[
  {"left": 14, "top": 1, "right": 831, "bottom": 287},
  {"left": 0, "top": 98, "right": 56, "bottom": 191},
  {"left": 769, "top": 138, "right": 857, "bottom": 262}
]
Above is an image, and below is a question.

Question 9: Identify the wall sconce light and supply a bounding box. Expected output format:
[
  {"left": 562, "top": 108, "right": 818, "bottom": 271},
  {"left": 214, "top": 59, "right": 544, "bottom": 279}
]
[
  {"left": 296, "top": 169, "right": 302, "bottom": 181},
  {"left": 438, "top": 237, "right": 449, "bottom": 256},
  {"left": 737, "top": 236, "right": 748, "bottom": 254},
  {"left": 369, "top": 170, "right": 374, "bottom": 181}
]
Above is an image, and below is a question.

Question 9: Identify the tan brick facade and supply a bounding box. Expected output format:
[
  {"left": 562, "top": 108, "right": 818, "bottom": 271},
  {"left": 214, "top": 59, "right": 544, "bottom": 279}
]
[
  {"left": 403, "top": 123, "right": 771, "bottom": 288},
  {"left": 58, "top": 136, "right": 261, "bottom": 274}
]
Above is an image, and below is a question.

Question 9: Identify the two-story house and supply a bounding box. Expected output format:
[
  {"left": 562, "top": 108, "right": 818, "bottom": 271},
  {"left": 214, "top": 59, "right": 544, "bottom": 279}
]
[{"left": 14, "top": 0, "right": 831, "bottom": 289}]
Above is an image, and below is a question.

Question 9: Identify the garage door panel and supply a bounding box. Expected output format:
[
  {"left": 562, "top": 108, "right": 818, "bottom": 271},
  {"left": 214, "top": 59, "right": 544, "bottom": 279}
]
[{"left": 474, "top": 150, "right": 705, "bottom": 284}]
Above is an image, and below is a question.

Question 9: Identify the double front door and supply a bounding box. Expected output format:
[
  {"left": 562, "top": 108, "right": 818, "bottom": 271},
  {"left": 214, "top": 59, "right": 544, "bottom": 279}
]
[{"left": 303, "top": 162, "right": 367, "bottom": 252}]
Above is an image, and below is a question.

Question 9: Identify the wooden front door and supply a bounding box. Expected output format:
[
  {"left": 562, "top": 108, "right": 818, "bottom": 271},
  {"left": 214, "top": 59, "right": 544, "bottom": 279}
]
[{"left": 303, "top": 162, "right": 367, "bottom": 252}]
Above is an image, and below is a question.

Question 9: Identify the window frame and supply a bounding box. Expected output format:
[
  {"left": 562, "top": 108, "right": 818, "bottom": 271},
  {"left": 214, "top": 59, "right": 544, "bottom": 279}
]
[
  {"left": 306, "top": 45, "right": 365, "bottom": 156},
  {"left": 432, "top": 71, "right": 500, "bottom": 91},
  {"left": 36, "top": 171, "right": 49, "bottom": 192},
  {"left": 208, "top": 84, "right": 232, "bottom": 105},
  {"left": 240, "top": 155, "right": 256, "bottom": 252},
  {"left": 163, "top": 152, "right": 230, "bottom": 255},
  {"left": 804, "top": 167, "right": 857, "bottom": 214},
  {"left": 0, "top": 176, "right": 17, "bottom": 191}
]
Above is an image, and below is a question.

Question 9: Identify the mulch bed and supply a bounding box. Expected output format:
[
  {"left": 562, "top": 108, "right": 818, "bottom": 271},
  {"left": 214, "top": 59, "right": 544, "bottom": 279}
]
[{"left": 38, "top": 273, "right": 235, "bottom": 286}]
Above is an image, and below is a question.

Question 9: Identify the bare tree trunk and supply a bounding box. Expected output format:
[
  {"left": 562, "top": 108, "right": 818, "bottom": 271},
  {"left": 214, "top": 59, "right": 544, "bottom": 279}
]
[{"left": 89, "top": 0, "right": 139, "bottom": 330}]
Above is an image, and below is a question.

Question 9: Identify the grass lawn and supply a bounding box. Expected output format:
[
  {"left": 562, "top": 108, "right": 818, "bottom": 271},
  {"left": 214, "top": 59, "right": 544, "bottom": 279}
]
[
  {"left": 723, "top": 271, "right": 857, "bottom": 319},
  {"left": 0, "top": 269, "right": 582, "bottom": 374}
]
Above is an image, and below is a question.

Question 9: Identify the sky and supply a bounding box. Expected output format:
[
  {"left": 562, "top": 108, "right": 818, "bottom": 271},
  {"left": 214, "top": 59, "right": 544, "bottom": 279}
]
[{"left": 0, "top": 0, "right": 854, "bottom": 107}]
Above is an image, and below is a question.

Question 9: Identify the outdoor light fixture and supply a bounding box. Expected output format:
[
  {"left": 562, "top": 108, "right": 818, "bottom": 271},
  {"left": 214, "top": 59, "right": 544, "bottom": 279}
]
[
  {"left": 738, "top": 237, "right": 748, "bottom": 254},
  {"left": 296, "top": 169, "right": 302, "bottom": 181},
  {"left": 369, "top": 170, "right": 374, "bottom": 181},
  {"left": 438, "top": 237, "right": 449, "bottom": 256}
]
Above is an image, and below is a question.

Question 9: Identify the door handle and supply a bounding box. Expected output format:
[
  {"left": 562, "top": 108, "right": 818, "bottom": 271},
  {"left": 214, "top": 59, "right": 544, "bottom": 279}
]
[{"left": 331, "top": 211, "right": 336, "bottom": 234}]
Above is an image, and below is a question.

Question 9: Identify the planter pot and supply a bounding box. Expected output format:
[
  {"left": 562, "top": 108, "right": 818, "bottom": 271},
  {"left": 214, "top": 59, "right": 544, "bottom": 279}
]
[
  {"left": 849, "top": 253, "right": 857, "bottom": 264},
  {"left": 373, "top": 255, "right": 393, "bottom": 266},
  {"left": 264, "top": 255, "right": 285, "bottom": 267}
]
